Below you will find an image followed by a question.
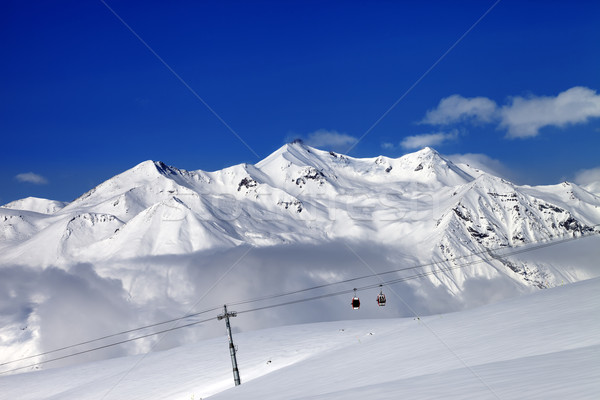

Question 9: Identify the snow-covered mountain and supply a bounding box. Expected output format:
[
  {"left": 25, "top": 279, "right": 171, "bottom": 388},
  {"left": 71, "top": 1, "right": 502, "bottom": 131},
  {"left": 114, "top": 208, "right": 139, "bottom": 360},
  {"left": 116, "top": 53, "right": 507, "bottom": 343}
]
[
  {"left": 0, "top": 197, "right": 67, "bottom": 215},
  {"left": 2, "top": 143, "right": 598, "bottom": 282},
  {"left": 1, "top": 143, "right": 599, "bottom": 372}
]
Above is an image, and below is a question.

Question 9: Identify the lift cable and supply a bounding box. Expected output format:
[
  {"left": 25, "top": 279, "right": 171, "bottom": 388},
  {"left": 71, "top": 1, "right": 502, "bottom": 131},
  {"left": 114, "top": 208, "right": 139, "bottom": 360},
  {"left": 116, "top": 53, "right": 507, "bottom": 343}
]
[
  {"left": 225, "top": 228, "right": 599, "bottom": 308},
  {"left": 1, "top": 229, "right": 598, "bottom": 374},
  {"left": 0, "top": 316, "right": 217, "bottom": 375},
  {"left": 234, "top": 246, "right": 525, "bottom": 315},
  {"left": 0, "top": 306, "right": 222, "bottom": 368}
]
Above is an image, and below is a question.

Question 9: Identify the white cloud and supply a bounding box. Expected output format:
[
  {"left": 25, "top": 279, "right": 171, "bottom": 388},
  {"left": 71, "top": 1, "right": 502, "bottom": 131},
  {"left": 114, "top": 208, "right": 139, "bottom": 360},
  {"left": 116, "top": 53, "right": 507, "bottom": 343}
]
[
  {"left": 574, "top": 166, "right": 600, "bottom": 194},
  {"left": 15, "top": 172, "right": 48, "bottom": 185},
  {"left": 421, "top": 95, "right": 497, "bottom": 125},
  {"left": 0, "top": 242, "right": 473, "bottom": 369},
  {"left": 574, "top": 166, "right": 600, "bottom": 185},
  {"left": 421, "top": 87, "right": 600, "bottom": 139},
  {"left": 302, "top": 129, "right": 358, "bottom": 150},
  {"left": 500, "top": 86, "right": 600, "bottom": 138},
  {"left": 0, "top": 264, "right": 136, "bottom": 368},
  {"left": 400, "top": 130, "right": 458, "bottom": 150}
]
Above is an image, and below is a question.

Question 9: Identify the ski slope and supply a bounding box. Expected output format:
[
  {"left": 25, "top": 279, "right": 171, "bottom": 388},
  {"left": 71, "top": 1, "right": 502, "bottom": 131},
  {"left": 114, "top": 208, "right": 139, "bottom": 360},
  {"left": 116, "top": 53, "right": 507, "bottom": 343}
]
[
  {"left": 1, "top": 277, "right": 598, "bottom": 400},
  {"left": 1, "top": 143, "right": 599, "bottom": 389}
]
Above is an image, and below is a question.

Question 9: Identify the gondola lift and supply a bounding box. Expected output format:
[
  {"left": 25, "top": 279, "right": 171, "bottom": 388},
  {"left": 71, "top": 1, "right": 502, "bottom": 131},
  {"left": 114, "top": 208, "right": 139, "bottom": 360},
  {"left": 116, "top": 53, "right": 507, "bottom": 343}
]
[
  {"left": 351, "top": 288, "right": 360, "bottom": 309},
  {"left": 377, "top": 285, "right": 386, "bottom": 307}
]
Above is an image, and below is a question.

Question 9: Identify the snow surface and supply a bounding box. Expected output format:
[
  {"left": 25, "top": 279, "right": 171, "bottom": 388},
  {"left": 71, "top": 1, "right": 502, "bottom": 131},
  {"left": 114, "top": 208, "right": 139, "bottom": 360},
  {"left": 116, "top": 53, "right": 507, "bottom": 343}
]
[
  {"left": 581, "top": 181, "right": 600, "bottom": 196},
  {"left": 2, "top": 144, "right": 598, "bottom": 288},
  {"left": 1, "top": 143, "right": 600, "bottom": 377},
  {"left": 0, "top": 197, "right": 67, "bottom": 215},
  {"left": 1, "top": 277, "right": 598, "bottom": 400}
]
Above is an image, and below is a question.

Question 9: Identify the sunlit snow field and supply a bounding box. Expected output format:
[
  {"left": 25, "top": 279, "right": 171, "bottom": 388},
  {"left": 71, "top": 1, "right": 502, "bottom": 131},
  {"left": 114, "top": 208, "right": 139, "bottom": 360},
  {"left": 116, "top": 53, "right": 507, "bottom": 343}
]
[{"left": 1, "top": 276, "right": 598, "bottom": 400}]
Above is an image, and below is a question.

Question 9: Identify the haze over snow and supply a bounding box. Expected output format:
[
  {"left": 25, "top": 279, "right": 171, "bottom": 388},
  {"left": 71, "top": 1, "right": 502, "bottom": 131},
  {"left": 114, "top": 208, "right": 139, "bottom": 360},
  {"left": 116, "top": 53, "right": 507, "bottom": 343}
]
[{"left": 1, "top": 143, "right": 599, "bottom": 382}]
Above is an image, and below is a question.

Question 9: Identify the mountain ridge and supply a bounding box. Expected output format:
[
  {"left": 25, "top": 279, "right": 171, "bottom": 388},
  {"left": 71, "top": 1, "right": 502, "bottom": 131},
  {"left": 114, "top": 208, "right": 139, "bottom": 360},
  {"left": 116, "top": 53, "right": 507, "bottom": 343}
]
[
  {"left": 2, "top": 143, "right": 598, "bottom": 275},
  {"left": 1, "top": 143, "right": 599, "bottom": 372}
]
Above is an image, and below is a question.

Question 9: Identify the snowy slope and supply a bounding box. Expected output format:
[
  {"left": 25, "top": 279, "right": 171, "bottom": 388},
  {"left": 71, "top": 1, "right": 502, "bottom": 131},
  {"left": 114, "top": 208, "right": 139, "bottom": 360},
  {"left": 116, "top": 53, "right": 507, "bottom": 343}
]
[
  {"left": 1, "top": 277, "right": 598, "bottom": 400},
  {"left": 1, "top": 197, "right": 68, "bottom": 215},
  {"left": 2, "top": 143, "right": 598, "bottom": 272},
  {"left": 1, "top": 143, "right": 599, "bottom": 373},
  {"left": 583, "top": 181, "right": 600, "bottom": 195}
]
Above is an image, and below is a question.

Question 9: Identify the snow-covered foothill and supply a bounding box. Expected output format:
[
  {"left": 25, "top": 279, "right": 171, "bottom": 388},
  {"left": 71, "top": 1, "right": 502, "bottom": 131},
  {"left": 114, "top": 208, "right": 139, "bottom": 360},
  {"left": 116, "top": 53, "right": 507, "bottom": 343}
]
[{"left": 1, "top": 197, "right": 68, "bottom": 215}]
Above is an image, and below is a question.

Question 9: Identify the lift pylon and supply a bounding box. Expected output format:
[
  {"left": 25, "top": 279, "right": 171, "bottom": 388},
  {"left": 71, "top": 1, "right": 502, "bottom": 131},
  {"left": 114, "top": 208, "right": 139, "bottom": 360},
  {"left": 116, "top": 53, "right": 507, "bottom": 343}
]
[{"left": 217, "top": 304, "right": 241, "bottom": 386}]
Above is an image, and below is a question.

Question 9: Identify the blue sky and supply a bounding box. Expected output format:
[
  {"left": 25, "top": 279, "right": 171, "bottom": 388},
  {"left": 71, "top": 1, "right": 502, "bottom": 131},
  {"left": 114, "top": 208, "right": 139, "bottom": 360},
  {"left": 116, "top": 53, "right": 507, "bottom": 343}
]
[{"left": 1, "top": 0, "right": 599, "bottom": 204}]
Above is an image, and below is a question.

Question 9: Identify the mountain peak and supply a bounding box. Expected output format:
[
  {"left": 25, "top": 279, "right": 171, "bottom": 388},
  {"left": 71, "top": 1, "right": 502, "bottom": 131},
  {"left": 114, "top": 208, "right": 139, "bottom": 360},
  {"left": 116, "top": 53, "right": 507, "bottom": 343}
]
[
  {"left": 404, "top": 147, "right": 444, "bottom": 162},
  {"left": 132, "top": 160, "right": 175, "bottom": 177},
  {"left": 391, "top": 147, "right": 475, "bottom": 186},
  {"left": 414, "top": 146, "right": 438, "bottom": 155},
  {"left": 256, "top": 141, "right": 321, "bottom": 171},
  {"left": 284, "top": 139, "right": 318, "bottom": 154}
]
